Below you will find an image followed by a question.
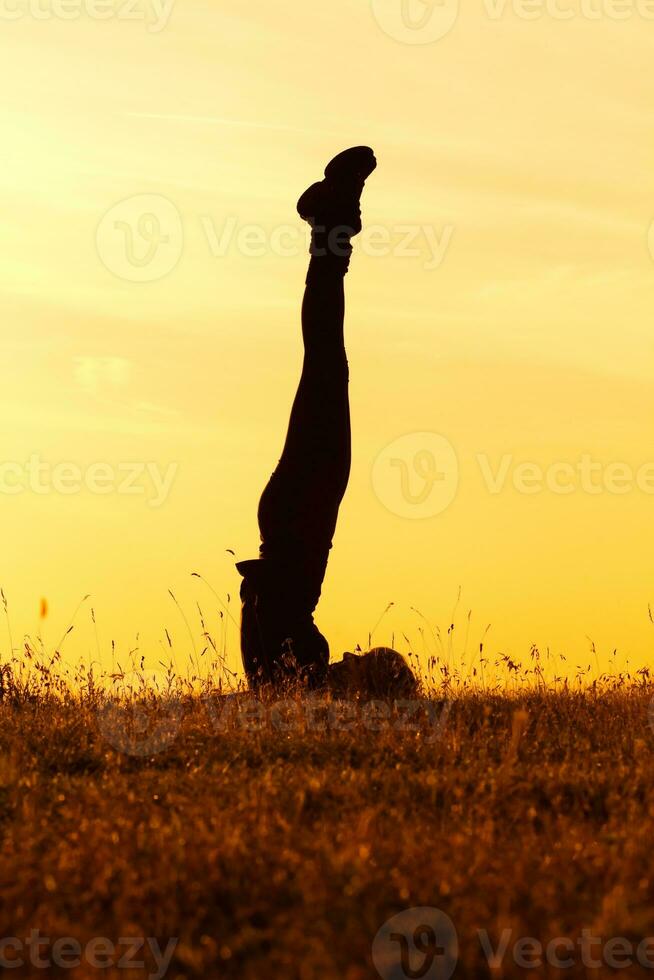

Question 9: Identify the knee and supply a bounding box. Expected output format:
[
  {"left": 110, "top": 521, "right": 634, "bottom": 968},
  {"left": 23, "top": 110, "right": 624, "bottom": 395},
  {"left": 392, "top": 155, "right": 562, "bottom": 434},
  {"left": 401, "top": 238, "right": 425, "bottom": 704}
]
[{"left": 304, "top": 352, "right": 349, "bottom": 386}]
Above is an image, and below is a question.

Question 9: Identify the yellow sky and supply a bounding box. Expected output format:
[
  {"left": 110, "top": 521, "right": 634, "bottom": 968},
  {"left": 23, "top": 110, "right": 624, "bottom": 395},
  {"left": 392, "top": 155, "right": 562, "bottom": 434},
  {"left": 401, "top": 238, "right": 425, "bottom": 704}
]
[{"left": 0, "top": 1, "right": 652, "bottom": 680}]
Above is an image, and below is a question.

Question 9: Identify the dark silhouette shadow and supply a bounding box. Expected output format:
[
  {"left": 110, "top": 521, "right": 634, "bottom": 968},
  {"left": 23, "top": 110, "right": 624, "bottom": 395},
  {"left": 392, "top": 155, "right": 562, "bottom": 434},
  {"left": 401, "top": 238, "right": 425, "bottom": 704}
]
[{"left": 237, "top": 147, "right": 417, "bottom": 697}]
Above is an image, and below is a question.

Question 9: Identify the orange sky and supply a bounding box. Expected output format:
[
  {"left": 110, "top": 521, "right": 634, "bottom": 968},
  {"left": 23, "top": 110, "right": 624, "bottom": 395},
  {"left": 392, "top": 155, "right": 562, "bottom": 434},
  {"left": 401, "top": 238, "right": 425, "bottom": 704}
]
[{"left": 0, "top": 2, "right": 652, "bottom": 681}]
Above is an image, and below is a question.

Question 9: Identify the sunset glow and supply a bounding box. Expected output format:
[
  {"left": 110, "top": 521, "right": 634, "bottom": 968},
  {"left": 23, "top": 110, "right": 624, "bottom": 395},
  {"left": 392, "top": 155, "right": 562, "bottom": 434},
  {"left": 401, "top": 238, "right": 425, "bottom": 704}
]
[{"left": 2, "top": 2, "right": 652, "bottom": 679}]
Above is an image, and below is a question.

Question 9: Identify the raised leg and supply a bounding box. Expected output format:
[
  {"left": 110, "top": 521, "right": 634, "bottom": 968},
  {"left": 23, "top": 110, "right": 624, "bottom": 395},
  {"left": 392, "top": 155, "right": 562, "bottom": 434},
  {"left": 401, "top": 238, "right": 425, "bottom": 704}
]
[
  {"left": 258, "top": 268, "right": 351, "bottom": 568},
  {"left": 238, "top": 147, "right": 376, "bottom": 689}
]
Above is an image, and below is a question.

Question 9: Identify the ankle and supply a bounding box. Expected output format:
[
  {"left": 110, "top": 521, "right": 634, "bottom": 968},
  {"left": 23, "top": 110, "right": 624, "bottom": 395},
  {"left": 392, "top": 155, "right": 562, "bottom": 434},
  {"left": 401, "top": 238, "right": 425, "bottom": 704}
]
[
  {"left": 306, "top": 254, "right": 350, "bottom": 284},
  {"left": 310, "top": 222, "right": 354, "bottom": 258}
]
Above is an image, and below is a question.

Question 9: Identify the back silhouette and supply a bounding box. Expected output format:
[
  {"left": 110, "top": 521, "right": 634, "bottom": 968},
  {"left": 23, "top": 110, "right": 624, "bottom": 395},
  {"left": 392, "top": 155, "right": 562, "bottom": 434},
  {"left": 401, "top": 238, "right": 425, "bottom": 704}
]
[{"left": 237, "top": 147, "right": 416, "bottom": 697}]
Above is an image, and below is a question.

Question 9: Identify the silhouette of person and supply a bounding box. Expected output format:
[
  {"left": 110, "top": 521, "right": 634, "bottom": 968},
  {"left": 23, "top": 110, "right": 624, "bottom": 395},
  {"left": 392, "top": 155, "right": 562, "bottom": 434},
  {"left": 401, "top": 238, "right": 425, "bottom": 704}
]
[{"left": 237, "top": 148, "right": 415, "bottom": 694}]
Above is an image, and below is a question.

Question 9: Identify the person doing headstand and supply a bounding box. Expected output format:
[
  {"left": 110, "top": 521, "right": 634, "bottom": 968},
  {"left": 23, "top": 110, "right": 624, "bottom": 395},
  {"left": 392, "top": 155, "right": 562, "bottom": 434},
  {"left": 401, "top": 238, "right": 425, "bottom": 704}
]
[{"left": 236, "top": 147, "right": 417, "bottom": 698}]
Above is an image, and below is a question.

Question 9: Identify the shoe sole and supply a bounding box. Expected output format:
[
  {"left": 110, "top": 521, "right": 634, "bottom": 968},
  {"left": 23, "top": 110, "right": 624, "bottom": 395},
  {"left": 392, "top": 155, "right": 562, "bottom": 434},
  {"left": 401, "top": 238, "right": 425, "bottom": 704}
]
[{"left": 324, "top": 146, "right": 377, "bottom": 183}]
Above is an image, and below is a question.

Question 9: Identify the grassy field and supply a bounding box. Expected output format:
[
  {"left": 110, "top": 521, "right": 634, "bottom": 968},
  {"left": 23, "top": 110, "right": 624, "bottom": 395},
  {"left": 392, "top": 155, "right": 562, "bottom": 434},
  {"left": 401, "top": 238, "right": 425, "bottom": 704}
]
[{"left": 1, "top": 659, "right": 654, "bottom": 979}]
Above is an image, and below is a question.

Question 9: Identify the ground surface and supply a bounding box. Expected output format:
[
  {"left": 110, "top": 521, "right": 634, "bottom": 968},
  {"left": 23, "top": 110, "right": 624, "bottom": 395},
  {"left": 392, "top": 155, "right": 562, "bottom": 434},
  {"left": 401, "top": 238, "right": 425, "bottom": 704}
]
[{"left": 1, "top": 676, "right": 654, "bottom": 978}]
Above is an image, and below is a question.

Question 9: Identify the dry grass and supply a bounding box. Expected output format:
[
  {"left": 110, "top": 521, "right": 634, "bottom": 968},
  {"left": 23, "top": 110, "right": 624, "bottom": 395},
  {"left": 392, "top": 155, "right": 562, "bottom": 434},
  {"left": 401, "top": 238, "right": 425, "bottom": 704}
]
[{"left": 1, "top": 654, "right": 654, "bottom": 979}]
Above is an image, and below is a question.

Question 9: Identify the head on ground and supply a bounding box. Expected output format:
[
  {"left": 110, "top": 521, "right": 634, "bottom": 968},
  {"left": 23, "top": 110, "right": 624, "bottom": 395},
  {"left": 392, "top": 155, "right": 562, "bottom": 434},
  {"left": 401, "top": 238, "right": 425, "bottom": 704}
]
[{"left": 328, "top": 647, "right": 419, "bottom": 700}]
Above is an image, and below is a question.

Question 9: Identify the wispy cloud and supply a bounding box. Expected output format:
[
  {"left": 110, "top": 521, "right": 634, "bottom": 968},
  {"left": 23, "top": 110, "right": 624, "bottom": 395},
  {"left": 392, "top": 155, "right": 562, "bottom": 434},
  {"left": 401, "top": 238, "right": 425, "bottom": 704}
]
[{"left": 126, "top": 112, "right": 338, "bottom": 137}]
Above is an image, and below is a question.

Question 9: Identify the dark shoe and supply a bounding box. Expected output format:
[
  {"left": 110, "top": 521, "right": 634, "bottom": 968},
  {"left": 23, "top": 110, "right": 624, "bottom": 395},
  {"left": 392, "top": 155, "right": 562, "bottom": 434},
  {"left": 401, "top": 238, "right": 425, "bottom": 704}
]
[{"left": 297, "top": 146, "right": 377, "bottom": 273}]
